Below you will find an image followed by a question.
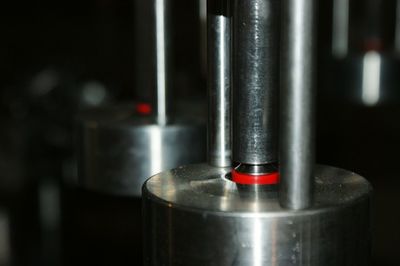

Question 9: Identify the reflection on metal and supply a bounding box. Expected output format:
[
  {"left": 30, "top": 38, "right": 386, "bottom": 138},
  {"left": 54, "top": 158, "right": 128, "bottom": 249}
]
[
  {"left": 332, "top": 0, "right": 349, "bottom": 58},
  {"left": 252, "top": 218, "right": 262, "bottom": 266},
  {"left": 155, "top": 0, "right": 168, "bottom": 126},
  {"left": 149, "top": 127, "right": 163, "bottom": 175},
  {"left": 362, "top": 51, "right": 381, "bottom": 106}
]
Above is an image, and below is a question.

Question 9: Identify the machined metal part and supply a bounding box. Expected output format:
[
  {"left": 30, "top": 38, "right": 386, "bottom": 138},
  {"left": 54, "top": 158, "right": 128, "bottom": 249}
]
[
  {"left": 134, "top": 0, "right": 171, "bottom": 125},
  {"left": 279, "top": 0, "right": 316, "bottom": 210},
  {"left": 77, "top": 104, "right": 206, "bottom": 197},
  {"left": 235, "top": 163, "right": 277, "bottom": 175},
  {"left": 232, "top": 0, "right": 280, "bottom": 165},
  {"left": 143, "top": 164, "right": 372, "bottom": 265},
  {"left": 207, "top": 0, "right": 232, "bottom": 167}
]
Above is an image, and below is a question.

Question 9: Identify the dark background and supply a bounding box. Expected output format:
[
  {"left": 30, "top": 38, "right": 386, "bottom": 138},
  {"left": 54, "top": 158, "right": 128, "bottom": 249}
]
[{"left": 0, "top": 0, "right": 398, "bottom": 265}]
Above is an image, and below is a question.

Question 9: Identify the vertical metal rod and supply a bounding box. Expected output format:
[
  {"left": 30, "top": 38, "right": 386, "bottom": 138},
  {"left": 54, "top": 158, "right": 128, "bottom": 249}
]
[
  {"left": 155, "top": 0, "right": 169, "bottom": 125},
  {"left": 134, "top": 0, "right": 171, "bottom": 125},
  {"left": 279, "top": 0, "right": 316, "bottom": 210},
  {"left": 332, "top": 0, "right": 349, "bottom": 58},
  {"left": 200, "top": 0, "right": 208, "bottom": 78},
  {"left": 232, "top": 0, "right": 280, "bottom": 165},
  {"left": 207, "top": 0, "right": 232, "bottom": 167}
]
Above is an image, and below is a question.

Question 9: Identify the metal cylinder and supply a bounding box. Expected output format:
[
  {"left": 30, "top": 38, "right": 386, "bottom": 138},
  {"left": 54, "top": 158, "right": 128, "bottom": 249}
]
[
  {"left": 279, "top": 0, "right": 316, "bottom": 210},
  {"left": 207, "top": 0, "right": 232, "bottom": 167},
  {"left": 332, "top": 0, "right": 349, "bottom": 58},
  {"left": 232, "top": 0, "right": 280, "bottom": 165},
  {"left": 143, "top": 164, "right": 372, "bottom": 265},
  {"left": 134, "top": 0, "right": 171, "bottom": 125},
  {"left": 77, "top": 103, "right": 206, "bottom": 197}
]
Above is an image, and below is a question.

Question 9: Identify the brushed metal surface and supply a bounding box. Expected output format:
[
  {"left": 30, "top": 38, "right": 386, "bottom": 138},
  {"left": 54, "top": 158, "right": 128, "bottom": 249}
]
[
  {"left": 143, "top": 164, "right": 372, "bottom": 265},
  {"left": 78, "top": 104, "right": 206, "bottom": 196}
]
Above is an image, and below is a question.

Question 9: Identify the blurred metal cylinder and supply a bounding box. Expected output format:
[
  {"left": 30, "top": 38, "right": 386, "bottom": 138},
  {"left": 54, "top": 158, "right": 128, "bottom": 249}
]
[
  {"left": 143, "top": 164, "right": 372, "bottom": 265},
  {"left": 134, "top": 0, "right": 172, "bottom": 125},
  {"left": 232, "top": 0, "right": 280, "bottom": 165},
  {"left": 77, "top": 104, "right": 206, "bottom": 196}
]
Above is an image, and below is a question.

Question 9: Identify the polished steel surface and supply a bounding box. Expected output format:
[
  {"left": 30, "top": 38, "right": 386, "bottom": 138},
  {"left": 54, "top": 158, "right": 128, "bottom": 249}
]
[
  {"left": 134, "top": 0, "right": 171, "bottom": 125},
  {"left": 232, "top": 0, "right": 280, "bottom": 165},
  {"left": 78, "top": 104, "right": 206, "bottom": 197},
  {"left": 154, "top": 0, "right": 169, "bottom": 125},
  {"left": 143, "top": 164, "right": 372, "bottom": 265},
  {"left": 207, "top": 0, "right": 232, "bottom": 167},
  {"left": 280, "top": 0, "right": 316, "bottom": 210}
]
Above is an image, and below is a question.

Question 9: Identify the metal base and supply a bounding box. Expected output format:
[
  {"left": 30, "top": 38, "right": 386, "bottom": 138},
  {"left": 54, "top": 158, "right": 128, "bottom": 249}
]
[
  {"left": 143, "top": 164, "right": 372, "bottom": 265},
  {"left": 77, "top": 104, "right": 206, "bottom": 196}
]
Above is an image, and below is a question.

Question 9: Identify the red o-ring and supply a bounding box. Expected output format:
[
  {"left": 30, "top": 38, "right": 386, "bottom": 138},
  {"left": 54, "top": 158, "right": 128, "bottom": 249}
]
[{"left": 232, "top": 169, "right": 279, "bottom": 185}]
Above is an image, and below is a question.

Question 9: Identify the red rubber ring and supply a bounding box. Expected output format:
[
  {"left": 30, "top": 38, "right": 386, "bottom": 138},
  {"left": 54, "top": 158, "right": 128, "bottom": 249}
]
[{"left": 232, "top": 170, "right": 279, "bottom": 185}]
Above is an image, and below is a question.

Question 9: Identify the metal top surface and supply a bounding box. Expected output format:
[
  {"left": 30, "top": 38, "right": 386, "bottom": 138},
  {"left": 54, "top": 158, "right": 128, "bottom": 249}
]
[
  {"left": 143, "top": 164, "right": 372, "bottom": 215},
  {"left": 78, "top": 102, "right": 206, "bottom": 129}
]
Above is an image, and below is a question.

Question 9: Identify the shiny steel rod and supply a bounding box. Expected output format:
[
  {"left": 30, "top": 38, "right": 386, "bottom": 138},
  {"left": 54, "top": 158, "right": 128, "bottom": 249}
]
[
  {"left": 232, "top": 0, "right": 280, "bottom": 165},
  {"left": 134, "top": 0, "right": 171, "bottom": 125},
  {"left": 207, "top": 0, "right": 232, "bottom": 167},
  {"left": 279, "top": 0, "right": 316, "bottom": 210},
  {"left": 154, "top": 0, "right": 169, "bottom": 125}
]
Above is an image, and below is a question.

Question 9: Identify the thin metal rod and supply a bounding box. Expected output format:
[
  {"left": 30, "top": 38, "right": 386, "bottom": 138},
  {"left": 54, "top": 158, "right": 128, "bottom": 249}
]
[
  {"left": 279, "top": 0, "right": 316, "bottom": 210},
  {"left": 155, "top": 0, "right": 168, "bottom": 125},
  {"left": 332, "top": 0, "right": 349, "bottom": 58},
  {"left": 134, "top": 0, "right": 171, "bottom": 125},
  {"left": 200, "top": 0, "right": 207, "bottom": 78},
  {"left": 207, "top": 0, "right": 232, "bottom": 167},
  {"left": 232, "top": 0, "right": 280, "bottom": 165}
]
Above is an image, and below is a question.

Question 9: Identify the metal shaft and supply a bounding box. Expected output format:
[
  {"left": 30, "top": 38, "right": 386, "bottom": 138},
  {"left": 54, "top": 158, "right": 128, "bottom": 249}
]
[
  {"left": 332, "top": 0, "right": 349, "bottom": 58},
  {"left": 207, "top": 0, "right": 232, "bottom": 167},
  {"left": 232, "top": 0, "right": 280, "bottom": 165},
  {"left": 279, "top": 0, "right": 316, "bottom": 210},
  {"left": 134, "top": 0, "right": 171, "bottom": 125}
]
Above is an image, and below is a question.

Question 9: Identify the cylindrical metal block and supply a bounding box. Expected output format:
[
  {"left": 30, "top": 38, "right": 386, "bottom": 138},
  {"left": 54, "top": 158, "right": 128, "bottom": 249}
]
[
  {"left": 143, "top": 164, "right": 372, "bottom": 265},
  {"left": 232, "top": 0, "right": 280, "bottom": 165},
  {"left": 77, "top": 104, "right": 206, "bottom": 197}
]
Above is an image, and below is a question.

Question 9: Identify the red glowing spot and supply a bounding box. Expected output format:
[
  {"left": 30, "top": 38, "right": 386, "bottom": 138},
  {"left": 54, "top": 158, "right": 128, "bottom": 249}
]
[{"left": 136, "top": 103, "right": 152, "bottom": 115}]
